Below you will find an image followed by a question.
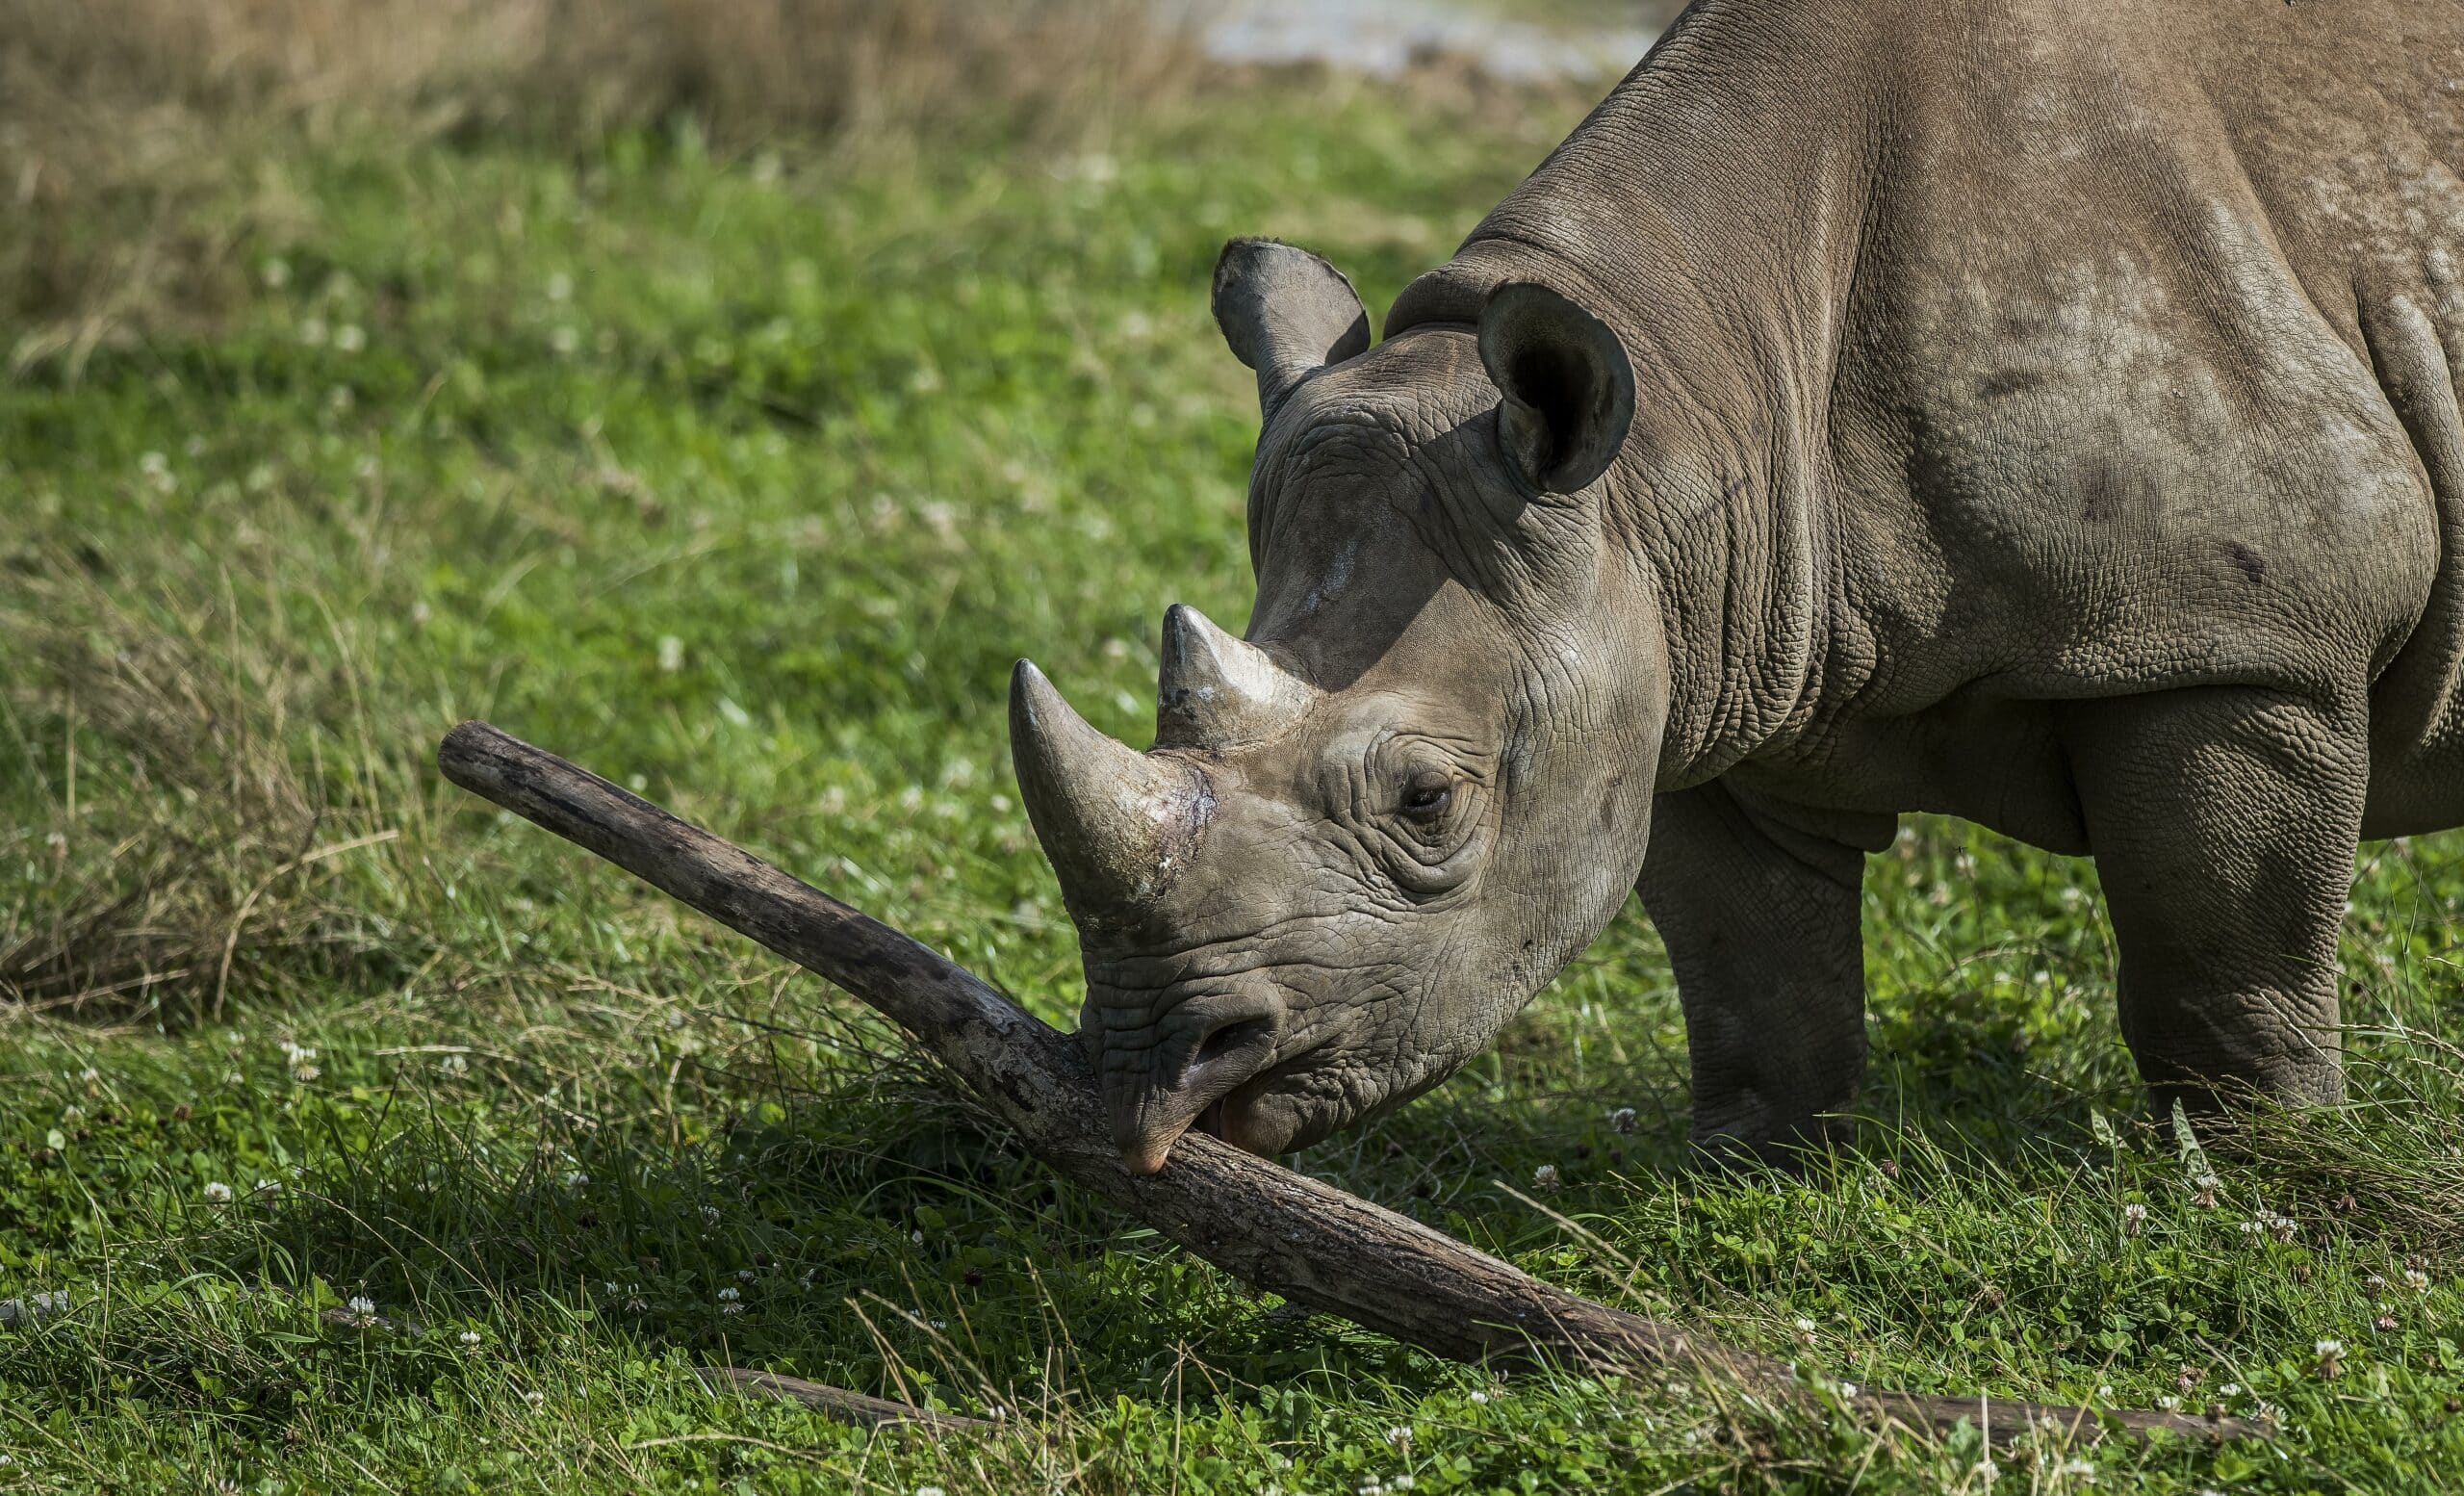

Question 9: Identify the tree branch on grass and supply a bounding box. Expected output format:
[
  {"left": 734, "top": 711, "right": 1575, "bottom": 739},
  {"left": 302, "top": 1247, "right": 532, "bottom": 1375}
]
[{"left": 437, "top": 720, "right": 2261, "bottom": 1450}]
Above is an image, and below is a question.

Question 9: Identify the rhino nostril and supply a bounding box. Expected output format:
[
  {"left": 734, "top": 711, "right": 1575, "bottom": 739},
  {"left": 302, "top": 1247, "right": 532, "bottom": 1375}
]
[{"left": 1193, "top": 1016, "right": 1274, "bottom": 1072}]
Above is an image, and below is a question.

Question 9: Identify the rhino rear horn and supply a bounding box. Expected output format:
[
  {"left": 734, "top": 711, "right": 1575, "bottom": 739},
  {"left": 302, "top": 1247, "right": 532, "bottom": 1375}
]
[
  {"left": 1010, "top": 660, "right": 1209, "bottom": 921},
  {"left": 1155, "top": 604, "right": 1315, "bottom": 748},
  {"left": 1212, "top": 239, "right": 1372, "bottom": 422},
  {"left": 1478, "top": 281, "right": 1636, "bottom": 496}
]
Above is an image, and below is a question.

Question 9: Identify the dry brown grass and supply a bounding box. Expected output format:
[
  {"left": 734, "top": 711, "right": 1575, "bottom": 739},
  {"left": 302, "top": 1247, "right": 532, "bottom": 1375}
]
[
  {"left": 0, "top": 0, "right": 1188, "bottom": 365},
  {"left": 2, "top": 0, "right": 1184, "bottom": 141},
  {"left": 0, "top": 556, "right": 429, "bottom": 1026}
]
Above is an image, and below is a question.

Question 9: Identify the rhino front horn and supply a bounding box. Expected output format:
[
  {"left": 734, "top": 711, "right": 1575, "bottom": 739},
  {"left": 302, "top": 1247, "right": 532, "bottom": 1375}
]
[
  {"left": 1010, "top": 659, "right": 1210, "bottom": 921},
  {"left": 1155, "top": 604, "right": 1315, "bottom": 748}
]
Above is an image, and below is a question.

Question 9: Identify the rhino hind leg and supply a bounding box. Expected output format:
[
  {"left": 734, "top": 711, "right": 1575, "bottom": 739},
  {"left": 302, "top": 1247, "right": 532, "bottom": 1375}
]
[
  {"left": 1639, "top": 782, "right": 1890, "bottom": 1163},
  {"left": 2066, "top": 686, "right": 2363, "bottom": 1116}
]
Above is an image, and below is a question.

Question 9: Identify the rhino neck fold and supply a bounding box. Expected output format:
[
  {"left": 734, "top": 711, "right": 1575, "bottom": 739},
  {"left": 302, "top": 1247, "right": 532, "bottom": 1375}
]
[{"left": 1387, "top": 0, "right": 1886, "bottom": 787}]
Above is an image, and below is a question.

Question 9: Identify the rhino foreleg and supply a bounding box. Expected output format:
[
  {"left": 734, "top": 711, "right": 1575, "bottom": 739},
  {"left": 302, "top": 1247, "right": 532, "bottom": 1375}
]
[
  {"left": 1639, "top": 782, "right": 1890, "bottom": 1161},
  {"left": 2066, "top": 686, "right": 2361, "bottom": 1115}
]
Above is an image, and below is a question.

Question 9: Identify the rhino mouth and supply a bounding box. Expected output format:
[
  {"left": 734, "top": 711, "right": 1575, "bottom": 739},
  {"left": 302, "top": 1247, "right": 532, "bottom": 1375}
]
[{"left": 1191, "top": 1054, "right": 1317, "bottom": 1159}]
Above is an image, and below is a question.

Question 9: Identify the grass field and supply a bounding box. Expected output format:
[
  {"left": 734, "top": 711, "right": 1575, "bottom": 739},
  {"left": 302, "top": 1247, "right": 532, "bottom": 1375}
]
[{"left": 4, "top": 39, "right": 2464, "bottom": 1496}]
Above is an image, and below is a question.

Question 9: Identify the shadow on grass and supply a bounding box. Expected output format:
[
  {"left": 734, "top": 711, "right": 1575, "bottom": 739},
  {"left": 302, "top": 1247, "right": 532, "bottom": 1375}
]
[{"left": 169, "top": 1083, "right": 1455, "bottom": 1424}]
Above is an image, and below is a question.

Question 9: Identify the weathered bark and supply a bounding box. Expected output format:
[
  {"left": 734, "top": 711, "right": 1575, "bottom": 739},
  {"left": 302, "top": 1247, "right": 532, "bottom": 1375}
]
[{"left": 438, "top": 720, "right": 2260, "bottom": 1449}]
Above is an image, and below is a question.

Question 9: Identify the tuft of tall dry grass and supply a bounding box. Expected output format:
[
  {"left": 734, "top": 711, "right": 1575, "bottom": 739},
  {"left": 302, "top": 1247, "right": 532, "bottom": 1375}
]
[
  {"left": 0, "top": 0, "right": 1189, "bottom": 368},
  {"left": 0, "top": 557, "right": 428, "bottom": 1026}
]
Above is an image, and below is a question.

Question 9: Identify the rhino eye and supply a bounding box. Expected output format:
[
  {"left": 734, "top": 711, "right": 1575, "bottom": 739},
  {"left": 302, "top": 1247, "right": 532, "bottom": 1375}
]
[{"left": 1399, "top": 769, "right": 1454, "bottom": 821}]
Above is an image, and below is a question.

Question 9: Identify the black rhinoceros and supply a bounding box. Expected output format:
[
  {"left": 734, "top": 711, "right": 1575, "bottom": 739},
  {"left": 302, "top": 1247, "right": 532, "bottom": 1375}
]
[{"left": 1010, "top": 0, "right": 2464, "bottom": 1173}]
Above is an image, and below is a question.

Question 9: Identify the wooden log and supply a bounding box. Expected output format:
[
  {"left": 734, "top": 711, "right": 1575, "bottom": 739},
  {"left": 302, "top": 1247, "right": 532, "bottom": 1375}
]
[{"left": 438, "top": 720, "right": 2260, "bottom": 1449}]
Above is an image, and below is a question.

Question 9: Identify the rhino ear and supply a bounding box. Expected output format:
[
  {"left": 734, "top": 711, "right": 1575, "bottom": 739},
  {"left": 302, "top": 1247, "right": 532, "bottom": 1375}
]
[
  {"left": 1478, "top": 281, "right": 1636, "bottom": 497},
  {"left": 1212, "top": 239, "right": 1372, "bottom": 423}
]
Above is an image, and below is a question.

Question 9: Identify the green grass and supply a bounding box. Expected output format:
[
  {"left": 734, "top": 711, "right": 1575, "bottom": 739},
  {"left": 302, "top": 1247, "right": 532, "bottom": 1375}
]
[{"left": 3, "top": 77, "right": 2463, "bottom": 1494}]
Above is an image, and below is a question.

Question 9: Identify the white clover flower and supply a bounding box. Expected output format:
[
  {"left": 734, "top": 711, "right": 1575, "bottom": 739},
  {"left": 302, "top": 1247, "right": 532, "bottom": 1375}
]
[
  {"left": 1384, "top": 1425, "right": 1412, "bottom": 1448},
  {"left": 2121, "top": 1202, "right": 2147, "bottom": 1235},
  {"left": 2218, "top": 1382, "right": 2241, "bottom": 1398},
  {"left": 2192, "top": 1173, "right": 2220, "bottom": 1206},
  {"left": 2096, "top": 1384, "right": 2112, "bottom": 1400},
  {"left": 1468, "top": 1389, "right": 1489, "bottom": 1406},
  {"left": 561, "top": 1171, "right": 589, "bottom": 1190},
  {"left": 254, "top": 1179, "right": 282, "bottom": 1200},
  {"left": 2155, "top": 1394, "right": 2181, "bottom": 1410},
  {"left": 1838, "top": 1381, "right": 1860, "bottom": 1400},
  {"left": 721, "top": 1303, "right": 744, "bottom": 1316},
  {"left": 1608, "top": 1106, "right": 1638, "bottom": 1135},
  {"left": 1532, "top": 1163, "right": 1560, "bottom": 1190},
  {"left": 735, "top": 1269, "right": 755, "bottom": 1282},
  {"left": 523, "top": 1389, "right": 545, "bottom": 1408},
  {"left": 458, "top": 1330, "right": 482, "bottom": 1348},
  {"left": 2405, "top": 1268, "right": 2431, "bottom": 1294},
  {"left": 1392, "top": 1478, "right": 1416, "bottom": 1492},
  {"left": 657, "top": 635, "right": 685, "bottom": 672},
  {"left": 293, "top": 1064, "right": 321, "bottom": 1083},
  {"left": 915, "top": 1486, "right": 946, "bottom": 1496},
  {"left": 78, "top": 1067, "right": 99, "bottom": 1084},
  {"left": 203, "top": 1181, "right": 234, "bottom": 1204},
  {"left": 716, "top": 1287, "right": 740, "bottom": 1303},
  {"left": 700, "top": 1205, "right": 720, "bottom": 1225},
  {"left": 1793, "top": 1316, "right": 1817, "bottom": 1334}
]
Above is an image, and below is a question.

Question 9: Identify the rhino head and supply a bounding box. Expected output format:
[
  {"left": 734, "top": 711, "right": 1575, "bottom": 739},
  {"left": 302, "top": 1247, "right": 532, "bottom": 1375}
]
[{"left": 1013, "top": 240, "right": 1668, "bottom": 1174}]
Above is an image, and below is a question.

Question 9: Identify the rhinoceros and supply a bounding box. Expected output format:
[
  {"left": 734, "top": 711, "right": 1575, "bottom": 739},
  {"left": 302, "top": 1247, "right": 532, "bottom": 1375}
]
[{"left": 1010, "top": 0, "right": 2464, "bottom": 1173}]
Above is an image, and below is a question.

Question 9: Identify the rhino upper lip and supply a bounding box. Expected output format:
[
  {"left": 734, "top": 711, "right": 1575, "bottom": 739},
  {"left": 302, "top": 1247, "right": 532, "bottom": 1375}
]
[{"left": 1192, "top": 1046, "right": 1315, "bottom": 1155}]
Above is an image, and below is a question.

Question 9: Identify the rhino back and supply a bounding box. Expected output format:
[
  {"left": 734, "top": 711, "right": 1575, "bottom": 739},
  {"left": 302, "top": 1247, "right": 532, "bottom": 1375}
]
[{"left": 1400, "top": 0, "right": 2464, "bottom": 836}]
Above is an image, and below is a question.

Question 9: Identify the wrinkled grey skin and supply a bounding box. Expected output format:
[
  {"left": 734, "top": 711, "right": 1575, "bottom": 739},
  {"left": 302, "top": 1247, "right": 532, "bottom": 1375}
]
[{"left": 1014, "top": 0, "right": 2464, "bottom": 1174}]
